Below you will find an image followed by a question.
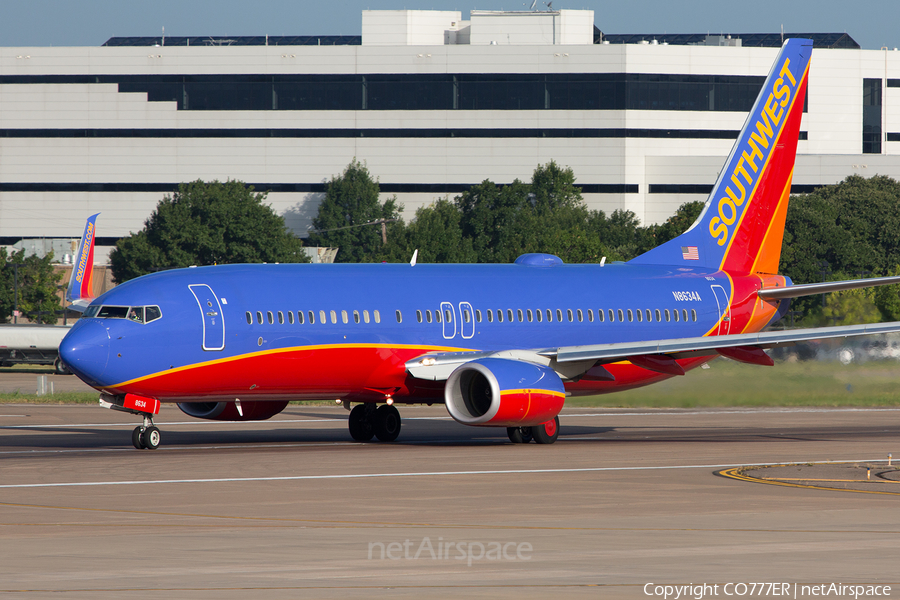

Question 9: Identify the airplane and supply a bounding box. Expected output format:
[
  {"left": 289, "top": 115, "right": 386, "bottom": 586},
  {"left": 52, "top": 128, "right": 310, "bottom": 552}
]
[{"left": 59, "top": 38, "right": 900, "bottom": 450}]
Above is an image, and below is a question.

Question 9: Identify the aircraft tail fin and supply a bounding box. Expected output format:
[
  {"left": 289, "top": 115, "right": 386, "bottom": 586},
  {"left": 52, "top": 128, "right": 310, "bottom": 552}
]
[
  {"left": 630, "top": 38, "right": 812, "bottom": 275},
  {"left": 66, "top": 213, "right": 100, "bottom": 310}
]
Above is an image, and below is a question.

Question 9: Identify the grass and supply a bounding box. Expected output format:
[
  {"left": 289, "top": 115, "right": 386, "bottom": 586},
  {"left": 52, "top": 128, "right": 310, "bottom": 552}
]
[
  {"left": 1, "top": 359, "right": 899, "bottom": 408},
  {"left": 566, "top": 358, "right": 900, "bottom": 408}
]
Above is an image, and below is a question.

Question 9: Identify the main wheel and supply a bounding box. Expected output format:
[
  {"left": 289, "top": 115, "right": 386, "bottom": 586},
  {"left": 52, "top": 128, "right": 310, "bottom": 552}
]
[
  {"left": 348, "top": 404, "right": 375, "bottom": 441},
  {"left": 131, "top": 426, "right": 145, "bottom": 450},
  {"left": 54, "top": 357, "right": 70, "bottom": 375},
  {"left": 373, "top": 404, "right": 401, "bottom": 442},
  {"left": 507, "top": 426, "right": 533, "bottom": 444},
  {"left": 532, "top": 417, "right": 560, "bottom": 445},
  {"left": 141, "top": 426, "right": 161, "bottom": 450}
]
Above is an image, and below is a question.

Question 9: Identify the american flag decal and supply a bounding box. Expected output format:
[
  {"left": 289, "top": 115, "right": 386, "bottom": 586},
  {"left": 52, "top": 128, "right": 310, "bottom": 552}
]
[{"left": 682, "top": 246, "right": 699, "bottom": 260}]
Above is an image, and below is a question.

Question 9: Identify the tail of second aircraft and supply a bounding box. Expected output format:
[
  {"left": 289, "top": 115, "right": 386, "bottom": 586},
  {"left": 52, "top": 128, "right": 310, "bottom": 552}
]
[
  {"left": 65, "top": 213, "right": 100, "bottom": 310},
  {"left": 631, "top": 38, "right": 812, "bottom": 275}
]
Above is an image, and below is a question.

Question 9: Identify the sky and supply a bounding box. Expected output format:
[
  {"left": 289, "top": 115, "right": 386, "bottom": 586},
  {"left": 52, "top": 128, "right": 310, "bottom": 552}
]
[{"left": 1, "top": 0, "right": 898, "bottom": 50}]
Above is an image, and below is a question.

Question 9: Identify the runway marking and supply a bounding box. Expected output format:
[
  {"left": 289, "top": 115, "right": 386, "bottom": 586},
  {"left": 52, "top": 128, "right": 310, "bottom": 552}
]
[
  {"left": 4, "top": 406, "right": 900, "bottom": 430},
  {"left": 719, "top": 465, "right": 900, "bottom": 496},
  {"left": 0, "top": 459, "right": 890, "bottom": 490}
]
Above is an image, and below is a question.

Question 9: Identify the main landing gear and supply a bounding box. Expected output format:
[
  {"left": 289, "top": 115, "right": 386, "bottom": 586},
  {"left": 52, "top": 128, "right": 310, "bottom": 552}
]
[
  {"left": 507, "top": 416, "right": 560, "bottom": 445},
  {"left": 348, "top": 403, "right": 402, "bottom": 442}
]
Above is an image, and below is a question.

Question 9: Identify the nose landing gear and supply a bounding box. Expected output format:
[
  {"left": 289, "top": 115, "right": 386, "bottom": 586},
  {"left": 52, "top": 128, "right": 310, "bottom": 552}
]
[{"left": 99, "top": 393, "right": 162, "bottom": 450}]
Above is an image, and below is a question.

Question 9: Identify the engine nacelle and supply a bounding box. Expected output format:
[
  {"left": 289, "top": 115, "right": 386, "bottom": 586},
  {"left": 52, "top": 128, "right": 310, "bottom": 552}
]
[
  {"left": 444, "top": 358, "right": 565, "bottom": 427},
  {"left": 177, "top": 400, "right": 289, "bottom": 421}
]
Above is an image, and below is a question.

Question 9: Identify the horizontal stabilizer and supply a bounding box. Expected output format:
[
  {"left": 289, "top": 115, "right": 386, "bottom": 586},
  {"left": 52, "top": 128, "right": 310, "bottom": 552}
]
[{"left": 758, "top": 275, "right": 900, "bottom": 300}]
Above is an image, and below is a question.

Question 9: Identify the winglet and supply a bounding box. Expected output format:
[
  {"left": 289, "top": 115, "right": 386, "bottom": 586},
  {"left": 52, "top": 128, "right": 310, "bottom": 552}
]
[{"left": 66, "top": 213, "right": 100, "bottom": 311}]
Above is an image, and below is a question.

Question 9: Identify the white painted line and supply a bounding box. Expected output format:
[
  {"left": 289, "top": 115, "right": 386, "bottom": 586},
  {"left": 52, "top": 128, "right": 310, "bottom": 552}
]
[
  {"left": 0, "top": 459, "right": 889, "bottom": 490},
  {"left": 0, "top": 418, "right": 344, "bottom": 430},
  {"left": 0, "top": 442, "right": 360, "bottom": 456}
]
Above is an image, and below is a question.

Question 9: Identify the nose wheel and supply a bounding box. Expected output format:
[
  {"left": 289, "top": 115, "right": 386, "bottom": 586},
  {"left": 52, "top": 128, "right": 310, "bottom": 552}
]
[{"left": 132, "top": 424, "right": 161, "bottom": 450}]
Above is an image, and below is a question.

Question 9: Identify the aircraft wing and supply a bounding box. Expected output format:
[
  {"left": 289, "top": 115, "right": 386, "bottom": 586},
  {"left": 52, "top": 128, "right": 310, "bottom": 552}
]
[{"left": 406, "top": 321, "right": 900, "bottom": 381}]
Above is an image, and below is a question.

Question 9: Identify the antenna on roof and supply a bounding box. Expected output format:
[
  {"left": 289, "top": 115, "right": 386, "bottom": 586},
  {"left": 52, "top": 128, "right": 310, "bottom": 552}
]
[
  {"left": 545, "top": 1, "right": 553, "bottom": 9},
  {"left": 161, "top": 26, "right": 165, "bottom": 47}
]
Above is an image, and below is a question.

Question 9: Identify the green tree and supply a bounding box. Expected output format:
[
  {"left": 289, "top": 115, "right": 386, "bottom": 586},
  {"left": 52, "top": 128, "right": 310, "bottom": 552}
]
[
  {"left": 781, "top": 175, "right": 900, "bottom": 319},
  {"left": 307, "top": 159, "right": 402, "bottom": 263},
  {"left": 0, "top": 248, "right": 63, "bottom": 324},
  {"left": 652, "top": 201, "right": 705, "bottom": 246},
  {"left": 874, "top": 265, "right": 900, "bottom": 322},
  {"left": 389, "top": 199, "right": 477, "bottom": 263},
  {"left": 110, "top": 179, "right": 307, "bottom": 283}
]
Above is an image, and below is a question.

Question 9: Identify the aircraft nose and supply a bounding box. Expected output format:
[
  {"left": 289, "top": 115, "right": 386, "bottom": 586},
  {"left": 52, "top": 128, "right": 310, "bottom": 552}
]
[{"left": 59, "top": 321, "right": 110, "bottom": 386}]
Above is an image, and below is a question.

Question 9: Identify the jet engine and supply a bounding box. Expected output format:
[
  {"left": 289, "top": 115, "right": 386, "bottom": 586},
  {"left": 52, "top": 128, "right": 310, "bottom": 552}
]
[
  {"left": 444, "top": 357, "right": 565, "bottom": 427},
  {"left": 177, "top": 400, "right": 289, "bottom": 421}
]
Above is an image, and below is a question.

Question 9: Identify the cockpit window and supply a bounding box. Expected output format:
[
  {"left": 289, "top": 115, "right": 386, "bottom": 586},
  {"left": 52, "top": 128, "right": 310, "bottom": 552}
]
[
  {"left": 90, "top": 305, "right": 162, "bottom": 323},
  {"left": 97, "top": 306, "right": 129, "bottom": 319}
]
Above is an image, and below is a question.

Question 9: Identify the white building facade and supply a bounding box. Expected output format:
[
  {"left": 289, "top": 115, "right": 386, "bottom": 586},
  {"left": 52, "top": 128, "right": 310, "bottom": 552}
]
[{"left": 1, "top": 9, "right": 899, "bottom": 255}]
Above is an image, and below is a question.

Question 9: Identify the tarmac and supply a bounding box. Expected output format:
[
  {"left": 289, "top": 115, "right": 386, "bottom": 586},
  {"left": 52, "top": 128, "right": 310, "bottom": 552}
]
[{"left": 2, "top": 398, "right": 900, "bottom": 599}]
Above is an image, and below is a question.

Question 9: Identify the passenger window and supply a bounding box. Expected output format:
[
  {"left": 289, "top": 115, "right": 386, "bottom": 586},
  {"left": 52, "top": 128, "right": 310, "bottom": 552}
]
[
  {"left": 319, "top": 310, "right": 326, "bottom": 324},
  {"left": 682, "top": 309, "right": 689, "bottom": 322},
  {"left": 627, "top": 309, "right": 633, "bottom": 322},
  {"left": 298, "top": 311, "right": 305, "bottom": 324},
  {"left": 278, "top": 311, "right": 284, "bottom": 324},
  {"left": 396, "top": 310, "right": 403, "bottom": 323},
  {"left": 145, "top": 306, "right": 162, "bottom": 323},
  {"left": 267, "top": 311, "right": 274, "bottom": 324},
  {"left": 665, "top": 309, "right": 671, "bottom": 322},
  {"left": 355, "top": 310, "right": 361, "bottom": 323},
  {"left": 598, "top": 309, "right": 605, "bottom": 322},
  {"left": 655, "top": 309, "right": 661, "bottom": 322},
  {"left": 288, "top": 311, "right": 294, "bottom": 324},
  {"left": 577, "top": 309, "right": 583, "bottom": 322},
  {"left": 309, "top": 311, "right": 315, "bottom": 324},
  {"left": 476, "top": 309, "right": 482, "bottom": 323},
  {"left": 556, "top": 309, "right": 563, "bottom": 322},
  {"left": 674, "top": 309, "right": 680, "bottom": 322},
  {"left": 487, "top": 309, "right": 493, "bottom": 323},
  {"left": 497, "top": 310, "right": 504, "bottom": 323},
  {"left": 246, "top": 311, "right": 253, "bottom": 325},
  {"left": 567, "top": 309, "right": 573, "bottom": 322},
  {"left": 645, "top": 309, "right": 651, "bottom": 322},
  {"left": 436, "top": 310, "right": 442, "bottom": 323},
  {"left": 374, "top": 310, "right": 381, "bottom": 323},
  {"left": 363, "top": 310, "right": 370, "bottom": 324},
  {"left": 587, "top": 309, "right": 593, "bottom": 322},
  {"left": 330, "top": 310, "right": 337, "bottom": 324},
  {"left": 691, "top": 309, "right": 697, "bottom": 321},
  {"left": 416, "top": 310, "right": 423, "bottom": 323},
  {"left": 526, "top": 309, "right": 533, "bottom": 322},
  {"left": 464, "top": 309, "right": 471, "bottom": 323},
  {"left": 446, "top": 310, "right": 453, "bottom": 323},
  {"left": 636, "top": 309, "right": 643, "bottom": 322},
  {"left": 536, "top": 309, "right": 542, "bottom": 323},
  {"left": 610, "top": 309, "right": 616, "bottom": 322},
  {"left": 517, "top": 309, "right": 523, "bottom": 322},
  {"left": 426, "top": 310, "right": 433, "bottom": 323},
  {"left": 341, "top": 310, "right": 348, "bottom": 324},
  {"left": 507, "top": 309, "right": 514, "bottom": 322},
  {"left": 257, "top": 311, "right": 263, "bottom": 324}
]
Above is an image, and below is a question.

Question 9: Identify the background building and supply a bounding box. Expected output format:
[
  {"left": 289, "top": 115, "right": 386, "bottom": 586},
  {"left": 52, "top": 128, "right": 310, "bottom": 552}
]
[{"left": 1, "top": 9, "right": 899, "bottom": 262}]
